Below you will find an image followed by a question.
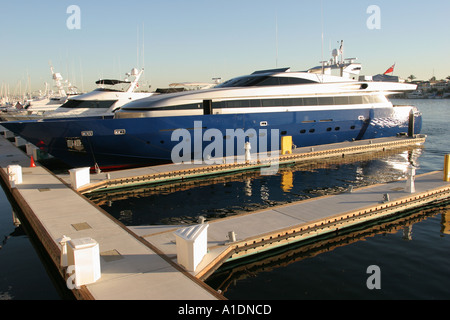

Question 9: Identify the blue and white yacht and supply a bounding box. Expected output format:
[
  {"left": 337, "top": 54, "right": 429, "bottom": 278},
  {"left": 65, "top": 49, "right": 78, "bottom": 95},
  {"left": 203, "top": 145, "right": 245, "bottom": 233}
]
[{"left": 1, "top": 50, "right": 422, "bottom": 170}]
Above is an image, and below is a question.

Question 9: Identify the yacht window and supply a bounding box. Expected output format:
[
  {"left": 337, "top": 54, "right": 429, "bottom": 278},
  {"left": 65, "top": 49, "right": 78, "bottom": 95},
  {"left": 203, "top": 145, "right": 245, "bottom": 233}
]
[
  {"left": 124, "top": 94, "right": 381, "bottom": 112},
  {"left": 215, "top": 75, "right": 270, "bottom": 88},
  {"left": 334, "top": 96, "right": 349, "bottom": 105},
  {"left": 249, "top": 99, "right": 262, "bottom": 107},
  {"left": 226, "top": 100, "right": 249, "bottom": 108},
  {"left": 318, "top": 97, "right": 334, "bottom": 105},
  {"left": 262, "top": 99, "right": 280, "bottom": 107},
  {"left": 349, "top": 96, "right": 363, "bottom": 104},
  {"left": 303, "top": 98, "right": 318, "bottom": 106},
  {"left": 363, "top": 95, "right": 385, "bottom": 104},
  {"left": 216, "top": 75, "right": 316, "bottom": 88},
  {"left": 61, "top": 100, "right": 117, "bottom": 109},
  {"left": 256, "top": 77, "right": 316, "bottom": 86}
]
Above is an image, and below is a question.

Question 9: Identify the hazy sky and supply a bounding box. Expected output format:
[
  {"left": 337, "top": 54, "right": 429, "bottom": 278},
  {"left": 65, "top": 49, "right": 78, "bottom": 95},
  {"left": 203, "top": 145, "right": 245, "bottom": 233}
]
[{"left": 0, "top": 0, "right": 449, "bottom": 94}]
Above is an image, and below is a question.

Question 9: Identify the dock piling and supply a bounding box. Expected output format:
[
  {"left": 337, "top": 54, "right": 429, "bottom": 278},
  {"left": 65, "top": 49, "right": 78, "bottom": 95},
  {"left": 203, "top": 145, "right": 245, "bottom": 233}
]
[{"left": 444, "top": 155, "right": 450, "bottom": 182}]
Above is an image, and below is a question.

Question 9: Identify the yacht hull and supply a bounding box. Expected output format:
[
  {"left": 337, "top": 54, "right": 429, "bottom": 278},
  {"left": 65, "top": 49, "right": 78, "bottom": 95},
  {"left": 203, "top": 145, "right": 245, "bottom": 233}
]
[{"left": 1, "top": 105, "right": 422, "bottom": 169}]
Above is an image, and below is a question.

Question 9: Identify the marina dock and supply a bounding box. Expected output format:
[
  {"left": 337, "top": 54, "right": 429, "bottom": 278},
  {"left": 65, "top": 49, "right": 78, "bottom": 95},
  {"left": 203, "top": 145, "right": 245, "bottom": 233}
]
[
  {"left": 1, "top": 127, "right": 449, "bottom": 300},
  {"left": 0, "top": 130, "right": 222, "bottom": 300}
]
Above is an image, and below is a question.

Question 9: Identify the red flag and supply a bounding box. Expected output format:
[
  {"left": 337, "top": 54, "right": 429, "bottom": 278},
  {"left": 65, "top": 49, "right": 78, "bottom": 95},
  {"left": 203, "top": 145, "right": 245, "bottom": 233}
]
[{"left": 384, "top": 64, "right": 395, "bottom": 75}]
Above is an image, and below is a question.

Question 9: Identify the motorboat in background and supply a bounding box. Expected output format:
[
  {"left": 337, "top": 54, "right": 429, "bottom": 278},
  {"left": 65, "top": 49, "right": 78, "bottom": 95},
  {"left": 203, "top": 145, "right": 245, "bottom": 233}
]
[
  {"left": 1, "top": 68, "right": 153, "bottom": 121},
  {"left": 0, "top": 66, "right": 79, "bottom": 119}
]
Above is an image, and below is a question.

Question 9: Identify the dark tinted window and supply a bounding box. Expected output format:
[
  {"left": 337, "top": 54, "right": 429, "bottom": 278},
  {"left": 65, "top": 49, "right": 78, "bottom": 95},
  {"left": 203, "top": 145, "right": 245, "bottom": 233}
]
[
  {"left": 257, "top": 77, "right": 316, "bottom": 86},
  {"left": 216, "top": 75, "right": 316, "bottom": 88},
  {"left": 319, "top": 97, "right": 334, "bottom": 105},
  {"left": 61, "top": 100, "right": 117, "bottom": 109},
  {"left": 215, "top": 75, "right": 270, "bottom": 88},
  {"left": 349, "top": 96, "right": 363, "bottom": 104},
  {"left": 303, "top": 98, "right": 318, "bottom": 106}
]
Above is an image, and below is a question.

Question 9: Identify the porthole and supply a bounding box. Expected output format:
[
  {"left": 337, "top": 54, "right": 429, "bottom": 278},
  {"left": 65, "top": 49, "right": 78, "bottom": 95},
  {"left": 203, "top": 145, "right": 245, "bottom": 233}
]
[
  {"left": 309, "top": 129, "right": 315, "bottom": 133},
  {"left": 350, "top": 125, "right": 356, "bottom": 130},
  {"left": 326, "top": 127, "right": 332, "bottom": 132},
  {"left": 300, "top": 129, "right": 306, "bottom": 134},
  {"left": 335, "top": 127, "right": 340, "bottom": 131}
]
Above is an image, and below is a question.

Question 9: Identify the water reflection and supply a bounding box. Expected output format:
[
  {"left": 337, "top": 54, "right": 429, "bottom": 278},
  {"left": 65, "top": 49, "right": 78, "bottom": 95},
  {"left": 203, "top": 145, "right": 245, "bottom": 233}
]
[
  {"left": 441, "top": 209, "right": 450, "bottom": 235},
  {"left": 87, "top": 146, "right": 424, "bottom": 226}
]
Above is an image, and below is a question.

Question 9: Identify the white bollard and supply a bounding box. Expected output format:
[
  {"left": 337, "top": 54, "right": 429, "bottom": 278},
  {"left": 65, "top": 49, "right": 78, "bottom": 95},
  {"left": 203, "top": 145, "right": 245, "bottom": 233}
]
[
  {"left": 228, "top": 231, "right": 237, "bottom": 242},
  {"left": 69, "top": 167, "right": 91, "bottom": 189},
  {"left": 245, "top": 142, "right": 251, "bottom": 161},
  {"left": 66, "top": 237, "right": 101, "bottom": 287},
  {"left": 405, "top": 165, "right": 416, "bottom": 193},
  {"left": 14, "top": 136, "right": 26, "bottom": 147},
  {"left": 7, "top": 165, "right": 22, "bottom": 186},
  {"left": 25, "top": 143, "right": 37, "bottom": 156},
  {"left": 58, "top": 235, "right": 72, "bottom": 267},
  {"left": 2, "top": 130, "right": 14, "bottom": 139},
  {"left": 174, "top": 224, "right": 209, "bottom": 272}
]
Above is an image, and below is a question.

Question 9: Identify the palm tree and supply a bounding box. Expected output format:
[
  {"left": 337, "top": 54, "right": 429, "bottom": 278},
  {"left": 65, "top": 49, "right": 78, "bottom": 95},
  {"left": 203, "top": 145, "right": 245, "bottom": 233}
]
[{"left": 407, "top": 75, "right": 416, "bottom": 82}]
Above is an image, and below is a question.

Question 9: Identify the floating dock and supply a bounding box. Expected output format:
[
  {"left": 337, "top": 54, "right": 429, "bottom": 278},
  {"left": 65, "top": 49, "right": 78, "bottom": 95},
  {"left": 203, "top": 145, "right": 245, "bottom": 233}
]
[
  {"left": 0, "top": 131, "right": 222, "bottom": 300},
  {"left": 76, "top": 134, "right": 427, "bottom": 194},
  {"left": 1, "top": 127, "right": 449, "bottom": 300}
]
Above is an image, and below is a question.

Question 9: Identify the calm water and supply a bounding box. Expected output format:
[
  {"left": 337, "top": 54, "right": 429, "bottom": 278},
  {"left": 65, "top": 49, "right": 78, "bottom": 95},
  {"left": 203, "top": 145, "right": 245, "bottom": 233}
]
[{"left": 1, "top": 99, "right": 450, "bottom": 300}]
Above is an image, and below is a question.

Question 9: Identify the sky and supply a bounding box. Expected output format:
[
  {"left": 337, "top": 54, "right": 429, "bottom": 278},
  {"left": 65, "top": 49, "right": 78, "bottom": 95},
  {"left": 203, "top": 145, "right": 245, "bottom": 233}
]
[{"left": 0, "top": 0, "right": 449, "bottom": 95}]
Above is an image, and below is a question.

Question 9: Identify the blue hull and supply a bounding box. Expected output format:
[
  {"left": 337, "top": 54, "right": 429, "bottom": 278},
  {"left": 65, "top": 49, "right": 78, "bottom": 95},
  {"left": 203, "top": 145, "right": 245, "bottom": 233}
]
[{"left": 1, "top": 106, "right": 422, "bottom": 169}]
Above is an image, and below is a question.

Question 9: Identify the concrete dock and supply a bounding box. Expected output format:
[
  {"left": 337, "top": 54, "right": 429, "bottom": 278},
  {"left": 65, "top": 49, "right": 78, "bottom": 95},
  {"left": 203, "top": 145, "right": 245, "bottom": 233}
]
[
  {"left": 0, "top": 133, "right": 222, "bottom": 300},
  {"left": 1, "top": 127, "right": 449, "bottom": 300},
  {"left": 125, "top": 170, "right": 450, "bottom": 280}
]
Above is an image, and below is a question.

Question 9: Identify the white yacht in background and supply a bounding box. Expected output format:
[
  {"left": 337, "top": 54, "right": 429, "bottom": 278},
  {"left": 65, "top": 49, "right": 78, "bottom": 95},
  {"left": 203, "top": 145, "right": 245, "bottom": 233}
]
[
  {"left": 407, "top": 90, "right": 427, "bottom": 99},
  {"left": 1, "top": 68, "right": 154, "bottom": 121},
  {"left": 1, "top": 66, "right": 79, "bottom": 120}
]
